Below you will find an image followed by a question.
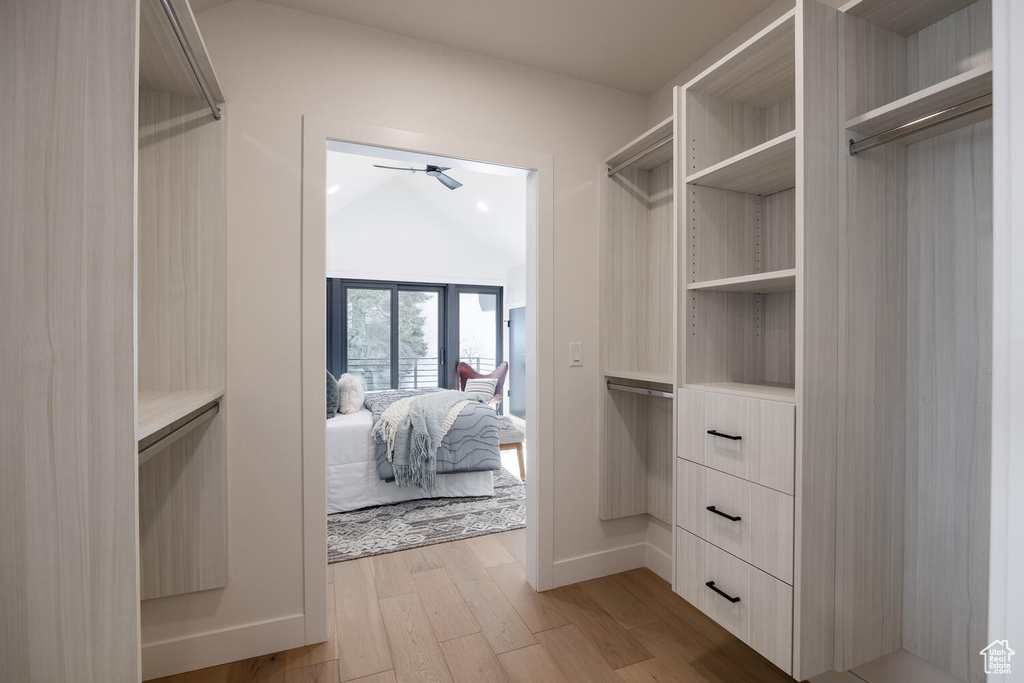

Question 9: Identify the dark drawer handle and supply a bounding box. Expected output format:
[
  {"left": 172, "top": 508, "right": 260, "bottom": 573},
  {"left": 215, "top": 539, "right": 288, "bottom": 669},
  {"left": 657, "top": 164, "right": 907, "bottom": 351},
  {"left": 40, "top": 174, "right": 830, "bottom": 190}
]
[
  {"left": 706, "top": 505, "right": 741, "bottom": 522},
  {"left": 707, "top": 429, "right": 742, "bottom": 441},
  {"left": 706, "top": 581, "right": 741, "bottom": 603}
]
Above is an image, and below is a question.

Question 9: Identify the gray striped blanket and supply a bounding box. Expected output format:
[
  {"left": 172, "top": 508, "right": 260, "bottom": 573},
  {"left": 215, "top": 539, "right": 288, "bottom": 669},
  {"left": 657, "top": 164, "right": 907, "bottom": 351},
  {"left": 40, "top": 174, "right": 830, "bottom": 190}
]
[{"left": 364, "top": 389, "right": 507, "bottom": 484}]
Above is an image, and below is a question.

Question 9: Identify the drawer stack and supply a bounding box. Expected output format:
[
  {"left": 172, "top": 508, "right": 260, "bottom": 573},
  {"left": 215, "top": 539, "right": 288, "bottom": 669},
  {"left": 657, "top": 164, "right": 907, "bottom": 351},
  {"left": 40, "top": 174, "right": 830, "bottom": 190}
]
[{"left": 675, "top": 389, "right": 796, "bottom": 673}]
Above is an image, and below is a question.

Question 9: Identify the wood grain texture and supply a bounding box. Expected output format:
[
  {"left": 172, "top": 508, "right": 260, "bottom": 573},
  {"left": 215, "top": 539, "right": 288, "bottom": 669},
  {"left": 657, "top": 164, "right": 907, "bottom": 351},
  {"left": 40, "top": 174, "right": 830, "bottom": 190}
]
[
  {"left": 0, "top": 0, "right": 140, "bottom": 679},
  {"left": 902, "top": 120, "right": 991, "bottom": 683},
  {"left": 578, "top": 575, "right": 659, "bottom": 630},
  {"left": 411, "top": 568, "right": 481, "bottom": 643},
  {"left": 793, "top": 1, "right": 840, "bottom": 678},
  {"left": 137, "top": 389, "right": 224, "bottom": 440},
  {"left": 686, "top": 132, "right": 797, "bottom": 195},
  {"left": 378, "top": 593, "right": 453, "bottom": 683},
  {"left": 845, "top": 0, "right": 979, "bottom": 36},
  {"left": 371, "top": 549, "right": 419, "bottom": 599},
  {"left": 544, "top": 584, "right": 653, "bottom": 670},
  {"left": 685, "top": 92, "right": 796, "bottom": 174},
  {"left": 486, "top": 562, "right": 568, "bottom": 634},
  {"left": 535, "top": 624, "right": 624, "bottom": 683},
  {"left": 677, "top": 459, "right": 794, "bottom": 584},
  {"left": 333, "top": 558, "right": 392, "bottom": 680},
  {"left": 496, "top": 645, "right": 568, "bottom": 683},
  {"left": 604, "top": 117, "right": 674, "bottom": 171},
  {"left": 439, "top": 633, "right": 508, "bottom": 683},
  {"left": 675, "top": 528, "right": 793, "bottom": 674},
  {"left": 465, "top": 534, "right": 516, "bottom": 568},
  {"left": 285, "top": 661, "right": 340, "bottom": 683},
  {"left": 139, "top": 0, "right": 225, "bottom": 102}
]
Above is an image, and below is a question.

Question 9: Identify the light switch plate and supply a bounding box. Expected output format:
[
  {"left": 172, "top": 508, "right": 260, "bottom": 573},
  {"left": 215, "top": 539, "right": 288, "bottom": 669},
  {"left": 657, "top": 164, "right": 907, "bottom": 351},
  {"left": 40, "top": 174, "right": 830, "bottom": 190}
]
[{"left": 569, "top": 342, "right": 583, "bottom": 367}]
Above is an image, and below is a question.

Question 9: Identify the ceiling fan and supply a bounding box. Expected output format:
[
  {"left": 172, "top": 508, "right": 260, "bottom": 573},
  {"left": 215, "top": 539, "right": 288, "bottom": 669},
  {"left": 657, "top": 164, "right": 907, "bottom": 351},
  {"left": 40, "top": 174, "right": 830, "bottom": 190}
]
[{"left": 373, "top": 164, "right": 463, "bottom": 190}]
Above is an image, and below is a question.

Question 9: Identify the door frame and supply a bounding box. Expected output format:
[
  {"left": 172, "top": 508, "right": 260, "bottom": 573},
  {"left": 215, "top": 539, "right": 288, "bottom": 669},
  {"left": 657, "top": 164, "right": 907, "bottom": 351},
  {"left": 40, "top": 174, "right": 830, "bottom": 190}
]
[{"left": 300, "top": 116, "right": 555, "bottom": 644}]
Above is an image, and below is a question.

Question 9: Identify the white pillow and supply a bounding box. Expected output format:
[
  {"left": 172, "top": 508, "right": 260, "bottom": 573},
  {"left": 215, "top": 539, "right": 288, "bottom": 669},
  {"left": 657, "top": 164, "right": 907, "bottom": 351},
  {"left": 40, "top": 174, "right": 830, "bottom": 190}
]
[
  {"left": 463, "top": 377, "right": 498, "bottom": 402},
  {"left": 337, "top": 373, "right": 365, "bottom": 414}
]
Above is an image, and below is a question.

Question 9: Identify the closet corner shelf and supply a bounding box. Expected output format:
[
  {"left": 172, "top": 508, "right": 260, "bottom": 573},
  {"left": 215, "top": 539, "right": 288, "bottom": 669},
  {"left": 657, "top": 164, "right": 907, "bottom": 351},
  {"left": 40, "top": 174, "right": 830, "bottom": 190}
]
[
  {"left": 684, "top": 382, "right": 795, "bottom": 403},
  {"left": 687, "top": 269, "right": 796, "bottom": 294},
  {"left": 137, "top": 389, "right": 225, "bottom": 441},
  {"left": 685, "top": 131, "right": 796, "bottom": 195},
  {"left": 604, "top": 369, "right": 675, "bottom": 386},
  {"left": 605, "top": 116, "right": 674, "bottom": 173},
  {"left": 846, "top": 65, "right": 993, "bottom": 138}
]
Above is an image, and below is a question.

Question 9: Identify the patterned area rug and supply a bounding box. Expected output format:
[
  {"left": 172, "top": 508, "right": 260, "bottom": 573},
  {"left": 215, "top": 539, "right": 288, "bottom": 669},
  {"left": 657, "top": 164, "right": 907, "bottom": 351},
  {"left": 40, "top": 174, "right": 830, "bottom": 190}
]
[{"left": 327, "top": 468, "right": 525, "bottom": 563}]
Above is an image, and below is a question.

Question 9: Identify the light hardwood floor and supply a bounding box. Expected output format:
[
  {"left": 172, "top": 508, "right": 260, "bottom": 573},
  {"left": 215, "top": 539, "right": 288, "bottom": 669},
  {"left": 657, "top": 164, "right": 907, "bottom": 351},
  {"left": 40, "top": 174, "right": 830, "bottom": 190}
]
[{"left": 146, "top": 529, "right": 794, "bottom": 683}]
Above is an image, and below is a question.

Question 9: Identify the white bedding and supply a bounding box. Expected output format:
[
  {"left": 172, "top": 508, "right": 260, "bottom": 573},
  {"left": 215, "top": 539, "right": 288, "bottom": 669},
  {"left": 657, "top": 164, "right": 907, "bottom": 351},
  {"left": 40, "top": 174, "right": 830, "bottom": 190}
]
[{"left": 326, "top": 408, "right": 493, "bottom": 513}]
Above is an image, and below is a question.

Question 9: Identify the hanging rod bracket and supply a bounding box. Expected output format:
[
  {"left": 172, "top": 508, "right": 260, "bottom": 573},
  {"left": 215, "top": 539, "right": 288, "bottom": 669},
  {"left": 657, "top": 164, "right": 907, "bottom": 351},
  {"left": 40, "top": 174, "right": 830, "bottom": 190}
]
[
  {"left": 849, "top": 93, "right": 991, "bottom": 156},
  {"left": 607, "top": 135, "right": 673, "bottom": 176},
  {"left": 606, "top": 380, "right": 673, "bottom": 399},
  {"left": 158, "top": 0, "right": 222, "bottom": 121}
]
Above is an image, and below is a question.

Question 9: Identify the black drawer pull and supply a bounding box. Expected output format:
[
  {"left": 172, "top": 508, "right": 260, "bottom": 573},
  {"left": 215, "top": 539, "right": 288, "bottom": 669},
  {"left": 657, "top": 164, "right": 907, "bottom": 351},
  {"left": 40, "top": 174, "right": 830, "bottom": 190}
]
[
  {"left": 706, "top": 581, "right": 741, "bottom": 603},
  {"left": 706, "top": 505, "right": 741, "bottom": 522},
  {"left": 707, "top": 429, "right": 742, "bottom": 441}
]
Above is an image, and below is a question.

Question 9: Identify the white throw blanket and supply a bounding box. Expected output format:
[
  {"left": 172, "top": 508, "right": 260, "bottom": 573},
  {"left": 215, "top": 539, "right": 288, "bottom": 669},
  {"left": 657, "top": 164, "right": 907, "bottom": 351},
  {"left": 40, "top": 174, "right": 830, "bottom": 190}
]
[{"left": 371, "top": 390, "right": 476, "bottom": 490}]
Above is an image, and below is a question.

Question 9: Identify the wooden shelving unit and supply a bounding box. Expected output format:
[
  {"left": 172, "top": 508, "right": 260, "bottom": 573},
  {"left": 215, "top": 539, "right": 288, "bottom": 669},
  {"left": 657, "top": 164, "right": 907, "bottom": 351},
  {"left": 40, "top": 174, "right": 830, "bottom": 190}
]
[
  {"left": 684, "top": 381, "right": 796, "bottom": 403},
  {"left": 842, "top": 0, "right": 978, "bottom": 35},
  {"left": 137, "top": 389, "right": 224, "bottom": 441}
]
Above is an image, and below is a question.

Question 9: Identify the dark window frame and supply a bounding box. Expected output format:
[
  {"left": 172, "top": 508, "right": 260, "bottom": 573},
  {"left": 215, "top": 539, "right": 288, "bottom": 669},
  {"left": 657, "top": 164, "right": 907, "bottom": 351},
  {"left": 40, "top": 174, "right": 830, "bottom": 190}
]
[{"left": 328, "top": 278, "right": 503, "bottom": 392}]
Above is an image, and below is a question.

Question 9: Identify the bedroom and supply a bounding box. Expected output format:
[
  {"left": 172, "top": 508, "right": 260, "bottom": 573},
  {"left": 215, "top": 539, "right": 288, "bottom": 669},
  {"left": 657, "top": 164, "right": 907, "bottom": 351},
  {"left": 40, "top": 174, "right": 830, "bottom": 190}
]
[
  {"left": 323, "top": 142, "right": 530, "bottom": 561},
  {"left": 4, "top": 0, "right": 1022, "bottom": 682}
]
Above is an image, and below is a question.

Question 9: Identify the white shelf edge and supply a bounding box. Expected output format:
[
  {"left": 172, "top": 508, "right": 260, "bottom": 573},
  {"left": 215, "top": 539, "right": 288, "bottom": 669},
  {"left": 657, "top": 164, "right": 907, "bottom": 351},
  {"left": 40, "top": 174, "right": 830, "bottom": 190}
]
[
  {"left": 685, "top": 130, "right": 796, "bottom": 192},
  {"left": 687, "top": 269, "right": 797, "bottom": 293},
  {"left": 683, "top": 382, "right": 796, "bottom": 404},
  {"left": 846, "top": 64, "right": 993, "bottom": 136}
]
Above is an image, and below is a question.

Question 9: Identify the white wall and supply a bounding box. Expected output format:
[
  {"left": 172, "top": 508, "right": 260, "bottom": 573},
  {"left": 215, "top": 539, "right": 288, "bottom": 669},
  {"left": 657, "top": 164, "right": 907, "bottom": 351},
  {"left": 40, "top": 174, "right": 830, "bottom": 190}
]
[{"left": 143, "top": 0, "right": 651, "bottom": 673}]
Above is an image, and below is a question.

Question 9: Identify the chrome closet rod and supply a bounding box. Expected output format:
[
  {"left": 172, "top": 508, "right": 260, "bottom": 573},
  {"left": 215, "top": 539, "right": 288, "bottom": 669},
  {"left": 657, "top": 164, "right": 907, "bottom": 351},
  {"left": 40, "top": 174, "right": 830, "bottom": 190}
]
[
  {"left": 138, "top": 402, "right": 219, "bottom": 467},
  {"left": 606, "top": 380, "right": 673, "bottom": 399},
  {"left": 607, "top": 134, "right": 673, "bottom": 176},
  {"left": 158, "top": 0, "right": 222, "bottom": 120},
  {"left": 849, "top": 93, "right": 991, "bottom": 156}
]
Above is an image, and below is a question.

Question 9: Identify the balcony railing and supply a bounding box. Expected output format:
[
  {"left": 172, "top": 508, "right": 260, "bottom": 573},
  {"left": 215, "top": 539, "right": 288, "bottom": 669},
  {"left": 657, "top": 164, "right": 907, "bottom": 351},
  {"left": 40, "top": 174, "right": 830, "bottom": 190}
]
[{"left": 347, "top": 356, "right": 497, "bottom": 391}]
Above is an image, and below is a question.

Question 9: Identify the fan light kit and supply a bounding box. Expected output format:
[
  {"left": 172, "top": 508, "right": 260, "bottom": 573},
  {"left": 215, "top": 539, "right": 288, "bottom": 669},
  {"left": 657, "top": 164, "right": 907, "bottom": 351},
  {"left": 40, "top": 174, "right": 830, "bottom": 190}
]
[{"left": 373, "top": 164, "right": 463, "bottom": 190}]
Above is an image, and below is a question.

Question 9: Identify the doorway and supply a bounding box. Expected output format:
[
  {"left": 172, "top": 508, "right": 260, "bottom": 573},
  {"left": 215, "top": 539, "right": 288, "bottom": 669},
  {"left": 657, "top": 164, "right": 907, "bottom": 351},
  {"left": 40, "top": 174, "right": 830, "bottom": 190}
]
[{"left": 300, "top": 116, "right": 554, "bottom": 645}]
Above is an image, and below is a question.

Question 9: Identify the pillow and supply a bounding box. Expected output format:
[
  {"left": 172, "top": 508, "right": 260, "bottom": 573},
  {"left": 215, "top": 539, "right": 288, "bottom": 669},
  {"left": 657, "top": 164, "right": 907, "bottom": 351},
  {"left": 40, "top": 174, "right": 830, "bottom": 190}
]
[
  {"left": 337, "top": 373, "right": 365, "bottom": 414},
  {"left": 326, "top": 370, "right": 339, "bottom": 418},
  {"left": 463, "top": 377, "right": 498, "bottom": 402}
]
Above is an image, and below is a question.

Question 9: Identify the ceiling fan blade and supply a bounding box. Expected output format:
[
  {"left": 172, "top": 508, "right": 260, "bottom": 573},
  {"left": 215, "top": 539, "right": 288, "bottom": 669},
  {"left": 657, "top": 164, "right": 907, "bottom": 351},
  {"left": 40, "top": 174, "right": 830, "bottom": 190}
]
[
  {"left": 426, "top": 165, "right": 451, "bottom": 173},
  {"left": 434, "top": 172, "right": 463, "bottom": 190},
  {"left": 373, "top": 164, "right": 422, "bottom": 172}
]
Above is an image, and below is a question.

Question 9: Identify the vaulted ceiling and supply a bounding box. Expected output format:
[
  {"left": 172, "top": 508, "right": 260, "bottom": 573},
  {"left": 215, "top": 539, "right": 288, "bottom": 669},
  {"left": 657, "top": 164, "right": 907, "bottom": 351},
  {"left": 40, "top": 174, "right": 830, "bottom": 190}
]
[{"left": 190, "top": 0, "right": 777, "bottom": 95}]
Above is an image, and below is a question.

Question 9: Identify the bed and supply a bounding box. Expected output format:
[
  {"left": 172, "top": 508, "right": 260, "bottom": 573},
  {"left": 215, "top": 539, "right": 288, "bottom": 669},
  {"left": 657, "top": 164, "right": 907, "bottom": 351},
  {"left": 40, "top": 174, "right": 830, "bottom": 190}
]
[{"left": 326, "top": 388, "right": 504, "bottom": 513}]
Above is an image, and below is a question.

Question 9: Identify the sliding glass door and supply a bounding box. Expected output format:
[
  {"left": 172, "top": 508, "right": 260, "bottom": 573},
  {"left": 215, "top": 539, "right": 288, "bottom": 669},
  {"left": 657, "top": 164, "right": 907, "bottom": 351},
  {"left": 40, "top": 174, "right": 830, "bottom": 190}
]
[{"left": 328, "top": 279, "right": 503, "bottom": 392}]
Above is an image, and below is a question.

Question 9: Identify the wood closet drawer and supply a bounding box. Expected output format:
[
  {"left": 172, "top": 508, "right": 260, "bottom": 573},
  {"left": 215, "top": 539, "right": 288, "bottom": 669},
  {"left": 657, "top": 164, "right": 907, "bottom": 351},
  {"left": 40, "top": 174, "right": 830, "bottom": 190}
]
[
  {"left": 675, "top": 527, "right": 793, "bottom": 674},
  {"left": 676, "top": 458, "right": 793, "bottom": 584},
  {"left": 678, "top": 390, "right": 795, "bottom": 494}
]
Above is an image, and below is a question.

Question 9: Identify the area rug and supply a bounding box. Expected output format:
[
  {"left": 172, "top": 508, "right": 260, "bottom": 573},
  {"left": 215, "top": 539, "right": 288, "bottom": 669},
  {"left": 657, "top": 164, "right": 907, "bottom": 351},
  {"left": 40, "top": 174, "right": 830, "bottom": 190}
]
[{"left": 327, "top": 468, "right": 525, "bottom": 563}]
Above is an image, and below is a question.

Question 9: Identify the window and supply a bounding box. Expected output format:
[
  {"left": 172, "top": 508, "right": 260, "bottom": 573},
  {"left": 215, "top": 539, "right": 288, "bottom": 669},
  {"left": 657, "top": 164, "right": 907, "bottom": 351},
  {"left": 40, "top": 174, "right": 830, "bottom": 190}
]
[{"left": 328, "top": 279, "right": 503, "bottom": 392}]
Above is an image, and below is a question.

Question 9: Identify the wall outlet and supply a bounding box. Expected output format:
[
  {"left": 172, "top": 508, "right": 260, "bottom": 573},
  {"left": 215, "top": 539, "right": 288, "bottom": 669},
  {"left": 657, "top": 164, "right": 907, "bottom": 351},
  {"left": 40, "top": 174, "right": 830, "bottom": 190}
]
[{"left": 569, "top": 342, "right": 583, "bottom": 367}]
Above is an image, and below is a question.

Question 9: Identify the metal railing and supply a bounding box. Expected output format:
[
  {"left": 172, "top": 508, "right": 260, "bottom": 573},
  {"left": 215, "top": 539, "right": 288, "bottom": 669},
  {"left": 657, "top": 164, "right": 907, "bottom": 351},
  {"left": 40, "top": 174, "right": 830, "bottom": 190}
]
[{"left": 347, "top": 356, "right": 497, "bottom": 390}]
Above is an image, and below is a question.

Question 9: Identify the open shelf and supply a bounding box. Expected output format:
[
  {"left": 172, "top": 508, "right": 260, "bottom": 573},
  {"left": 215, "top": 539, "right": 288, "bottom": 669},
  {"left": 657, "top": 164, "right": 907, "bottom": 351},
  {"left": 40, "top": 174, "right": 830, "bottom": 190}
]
[
  {"left": 684, "top": 381, "right": 795, "bottom": 403},
  {"left": 137, "top": 389, "right": 224, "bottom": 441},
  {"left": 604, "top": 369, "right": 675, "bottom": 386},
  {"left": 605, "top": 116, "right": 673, "bottom": 173},
  {"left": 687, "top": 269, "right": 796, "bottom": 294},
  {"left": 847, "top": 64, "right": 992, "bottom": 138},
  {"left": 842, "top": 0, "right": 978, "bottom": 36},
  {"left": 686, "top": 131, "right": 796, "bottom": 195}
]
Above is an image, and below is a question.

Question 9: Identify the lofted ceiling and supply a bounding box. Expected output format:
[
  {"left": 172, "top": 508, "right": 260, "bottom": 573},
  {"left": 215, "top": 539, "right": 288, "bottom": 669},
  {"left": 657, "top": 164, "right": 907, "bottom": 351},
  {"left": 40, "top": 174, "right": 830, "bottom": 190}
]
[{"left": 189, "top": 0, "right": 777, "bottom": 95}]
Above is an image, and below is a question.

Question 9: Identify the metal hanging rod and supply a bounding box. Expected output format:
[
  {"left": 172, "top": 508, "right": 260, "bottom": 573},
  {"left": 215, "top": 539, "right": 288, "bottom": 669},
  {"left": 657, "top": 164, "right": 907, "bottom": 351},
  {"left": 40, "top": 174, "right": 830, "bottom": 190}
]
[
  {"left": 607, "top": 134, "right": 673, "bottom": 176},
  {"left": 158, "top": 0, "right": 222, "bottom": 120},
  {"left": 606, "top": 380, "right": 673, "bottom": 399},
  {"left": 849, "top": 93, "right": 991, "bottom": 156},
  {"left": 138, "top": 402, "right": 220, "bottom": 467}
]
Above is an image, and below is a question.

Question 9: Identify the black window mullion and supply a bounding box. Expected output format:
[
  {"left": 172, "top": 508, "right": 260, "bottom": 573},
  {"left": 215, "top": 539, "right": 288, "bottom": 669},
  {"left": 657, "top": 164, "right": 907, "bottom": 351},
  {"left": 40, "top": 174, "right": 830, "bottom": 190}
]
[{"left": 390, "top": 286, "right": 399, "bottom": 389}]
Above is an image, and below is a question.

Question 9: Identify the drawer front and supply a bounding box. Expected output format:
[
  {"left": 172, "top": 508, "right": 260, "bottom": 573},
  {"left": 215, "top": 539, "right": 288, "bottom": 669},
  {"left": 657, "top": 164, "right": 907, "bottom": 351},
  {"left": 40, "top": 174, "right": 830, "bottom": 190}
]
[
  {"left": 675, "top": 528, "right": 793, "bottom": 674},
  {"left": 676, "top": 459, "right": 794, "bottom": 583},
  {"left": 678, "top": 389, "right": 795, "bottom": 494}
]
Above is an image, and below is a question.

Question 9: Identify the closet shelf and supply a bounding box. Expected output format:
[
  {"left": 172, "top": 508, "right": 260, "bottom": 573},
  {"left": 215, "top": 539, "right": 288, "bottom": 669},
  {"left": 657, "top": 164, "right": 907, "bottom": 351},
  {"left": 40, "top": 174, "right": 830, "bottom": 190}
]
[
  {"left": 846, "top": 65, "right": 993, "bottom": 138},
  {"left": 686, "top": 131, "right": 796, "bottom": 195},
  {"left": 137, "top": 389, "right": 224, "bottom": 441},
  {"left": 604, "top": 369, "right": 675, "bottom": 386},
  {"left": 842, "top": 0, "right": 977, "bottom": 35},
  {"left": 605, "top": 116, "right": 674, "bottom": 174},
  {"left": 687, "top": 269, "right": 796, "bottom": 294},
  {"left": 684, "top": 382, "right": 795, "bottom": 403}
]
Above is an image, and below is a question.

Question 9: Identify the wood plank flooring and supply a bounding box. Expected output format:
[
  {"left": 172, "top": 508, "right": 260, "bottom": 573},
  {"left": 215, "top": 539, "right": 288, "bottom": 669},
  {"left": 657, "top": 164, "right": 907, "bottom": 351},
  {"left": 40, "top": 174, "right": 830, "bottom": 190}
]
[{"left": 146, "top": 529, "right": 795, "bottom": 683}]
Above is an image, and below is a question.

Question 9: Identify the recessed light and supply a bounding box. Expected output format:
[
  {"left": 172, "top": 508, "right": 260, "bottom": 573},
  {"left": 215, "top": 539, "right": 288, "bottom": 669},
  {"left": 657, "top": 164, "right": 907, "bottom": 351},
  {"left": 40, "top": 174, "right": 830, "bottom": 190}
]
[
  {"left": 327, "top": 184, "right": 340, "bottom": 194},
  {"left": 476, "top": 201, "right": 489, "bottom": 212}
]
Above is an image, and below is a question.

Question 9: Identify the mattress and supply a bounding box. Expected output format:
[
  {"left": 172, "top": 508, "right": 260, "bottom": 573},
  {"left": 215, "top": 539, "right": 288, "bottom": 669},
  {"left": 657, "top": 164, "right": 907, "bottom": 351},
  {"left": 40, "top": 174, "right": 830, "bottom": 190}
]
[{"left": 326, "top": 409, "right": 493, "bottom": 514}]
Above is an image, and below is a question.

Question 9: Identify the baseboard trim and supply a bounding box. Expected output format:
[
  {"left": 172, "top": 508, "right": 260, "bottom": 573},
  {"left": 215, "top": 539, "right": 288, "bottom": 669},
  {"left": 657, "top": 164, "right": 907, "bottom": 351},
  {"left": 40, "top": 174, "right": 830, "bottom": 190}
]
[
  {"left": 552, "top": 542, "right": 646, "bottom": 587},
  {"left": 644, "top": 541, "right": 673, "bottom": 582},
  {"left": 141, "top": 614, "right": 306, "bottom": 680}
]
